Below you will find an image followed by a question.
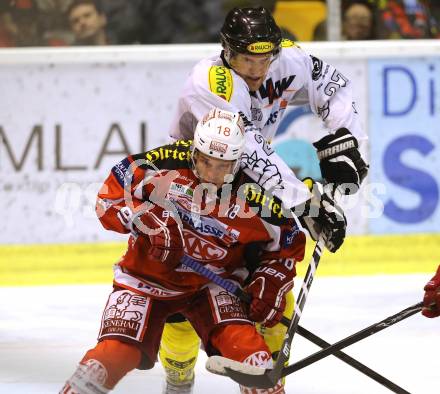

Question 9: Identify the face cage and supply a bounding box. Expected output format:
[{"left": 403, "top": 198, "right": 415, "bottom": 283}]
[{"left": 190, "top": 147, "right": 242, "bottom": 185}]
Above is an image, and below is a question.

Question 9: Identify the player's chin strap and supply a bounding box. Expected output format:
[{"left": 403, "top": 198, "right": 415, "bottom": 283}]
[{"left": 181, "top": 255, "right": 419, "bottom": 394}]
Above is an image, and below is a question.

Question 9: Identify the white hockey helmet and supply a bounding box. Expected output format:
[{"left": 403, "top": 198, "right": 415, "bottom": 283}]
[
  {"left": 193, "top": 108, "right": 245, "bottom": 160},
  {"left": 192, "top": 108, "right": 245, "bottom": 180}
]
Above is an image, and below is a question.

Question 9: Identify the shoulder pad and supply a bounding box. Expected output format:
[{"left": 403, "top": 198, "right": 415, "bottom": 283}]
[
  {"left": 208, "top": 66, "right": 233, "bottom": 102},
  {"left": 281, "top": 38, "right": 300, "bottom": 49},
  {"left": 142, "top": 140, "right": 192, "bottom": 169},
  {"left": 240, "top": 182, "right": 291, "bottom": 225}
]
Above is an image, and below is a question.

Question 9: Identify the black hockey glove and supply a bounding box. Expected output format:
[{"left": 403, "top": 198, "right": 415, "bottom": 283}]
[
  {"left": 313, "top": 128, "right": 369, "bottom": 195},
  {"left": 294, "top": 178, "right": 346, "bottom": 253}
]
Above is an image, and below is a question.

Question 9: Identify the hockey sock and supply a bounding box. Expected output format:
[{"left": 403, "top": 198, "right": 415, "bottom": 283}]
[
  {"left": 211, "top": 324, "right": 285, "bottom": 394},
  {"left": 80, "top": 339, "right": 141, "bottom": 389},
  {"left": 159, "top": 321, "right": 200, "bottom": 384}
]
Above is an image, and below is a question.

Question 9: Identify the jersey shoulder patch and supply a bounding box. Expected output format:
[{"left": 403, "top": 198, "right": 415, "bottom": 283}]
[
  {"left": 238, "top": 176, "right": 291, "bottom": 226},
  {"left": 281, "top": 38, "right": 300, "bottom": 49},
  {"left": 208, "top": 65, "right": 233, "bottom": 102},
  {"left": 139, "top": 140, "right": 193, "bottom": 170}
]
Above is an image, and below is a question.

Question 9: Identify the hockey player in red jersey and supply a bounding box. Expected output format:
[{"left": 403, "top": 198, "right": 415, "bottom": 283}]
[
  {"left": 422, "top": 265, "right": 440, "bottom": 318},
  {"left": 60, "top": 108, "right": 339, "bottom": 394}
]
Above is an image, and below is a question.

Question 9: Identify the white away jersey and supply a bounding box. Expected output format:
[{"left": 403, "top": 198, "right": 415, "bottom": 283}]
[{"left": 169, "top": 40, "right": 366, "bottom": 208}]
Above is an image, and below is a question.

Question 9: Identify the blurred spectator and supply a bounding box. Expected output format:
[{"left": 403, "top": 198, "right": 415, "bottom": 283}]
[
  {"left": 314, "top": 0, "right": 376, "bottom": 41},
  {"left": 6, "top": 0, "right": 433, "bottom": 46},
  {"left": 104, "top": 0, "right": 297, "bottom": 45},
  {"left": 4, "top": 0, "right": 291, "bottom": 47},
  {"left": 35, "top": 0, "right": 75, "bottom": 46},
  {"left": 0, "top": 4, "right": 15, "bottom": 47},
  {"left": 343, "top": 1, "right": 376, "bottom": 39},
  {"left": 67, "top": 0, "right": 111, "bottom": 45},
  {"left": 376, "top": 0, "right": 440, "bottom": 39},
  {"left": 98, "top": 0, "right": 144, "bottom": 44},
  {"left": 95, "top": 0, "right": 223, "bottom": 44}
]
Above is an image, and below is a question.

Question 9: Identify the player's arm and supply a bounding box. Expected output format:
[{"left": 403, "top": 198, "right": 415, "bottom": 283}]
[
  {"left": 245, "top": 221, "right": 306, "bottom": 327},
  {"left": 300, "top": 50, "right": 369, "bottom": 193},
  {"left": 422, "top": 265, "right": 440, "bottom": 318},
  {"left": 97, "top": 155, "right": 185, "bottom": 271},
  {"left": 96, "top": 155, "right": 145, "bottom": 233}
]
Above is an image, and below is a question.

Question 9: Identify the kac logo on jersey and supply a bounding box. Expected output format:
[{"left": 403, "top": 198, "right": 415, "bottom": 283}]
[
  {"left": 209, "top": 66, "right": 233, "bottom": 102},
  {"left": 184, "top": 230, "right": 227, "bottom": 260},
  {"left": 259, "top": 76, "right": 296, "bottom": 105}
]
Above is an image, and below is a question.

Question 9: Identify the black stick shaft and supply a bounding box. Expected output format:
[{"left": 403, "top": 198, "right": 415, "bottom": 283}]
[
  {"left": 270, "top": 238, "right": 325, "bottom": 380},
  {"left": 295, "top": 326, "right": 411, "bottom": 394},
  {"left": 182, "top": 255, "right": 416, "bottom": 393},
  {"left": 282, "top": 302, "right": 423, "bottom": 378}
]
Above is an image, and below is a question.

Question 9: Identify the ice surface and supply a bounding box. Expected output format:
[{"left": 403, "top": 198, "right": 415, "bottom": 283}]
[{"left": 0, "top": 274, "right": 437, "bottom": 393}]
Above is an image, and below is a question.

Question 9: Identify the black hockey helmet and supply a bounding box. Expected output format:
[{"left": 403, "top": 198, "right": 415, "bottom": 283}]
[{"left": 220, "top": 7, "right": 282, "bottom": 56}]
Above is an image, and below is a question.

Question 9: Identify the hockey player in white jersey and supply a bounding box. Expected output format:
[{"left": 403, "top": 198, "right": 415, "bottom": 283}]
[
  {"left": 162, "top": 6, "right": 368, "bottom": 393},
  {"left": 170, "top": 7, "right": 368, "bottom": 197}
]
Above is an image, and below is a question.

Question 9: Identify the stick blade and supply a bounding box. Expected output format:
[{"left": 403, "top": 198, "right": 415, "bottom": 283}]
[
  {"left": 205, "top": 356, "right": 277, "bottom": 389},
  {"left": 225, "top": 367, "right": 278, "bottom": 389},
  {"left": 206, "top": 356, "right": 265, "bottom": 376}
]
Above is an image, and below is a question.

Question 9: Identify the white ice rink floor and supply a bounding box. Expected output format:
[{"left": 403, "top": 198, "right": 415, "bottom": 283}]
[{"left": 1, "top": 274, "right": 438, "bottom": 394}]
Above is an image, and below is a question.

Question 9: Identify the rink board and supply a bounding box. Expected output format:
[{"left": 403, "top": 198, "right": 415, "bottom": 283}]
[
  {"left": 1, "top": 233, "right": 439, "bottom": 286},
  {"left": 1, "top": 41, "right": 440, "bottom": 244}
]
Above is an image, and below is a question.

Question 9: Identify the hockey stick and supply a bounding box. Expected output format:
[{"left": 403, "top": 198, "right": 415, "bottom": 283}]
[
  {"left": 293, "top": 325, "right": 412, "bottom": 394},
  {"left": 224, "top": 237, "right": 325, "bottom": 388},
  {"left": 181, "top": 254, "right": 254, "bottom": 303},
  {"left": 181, "top": 255, "right": 412, "bottom": 393},
  {"left": 183, "top": 236, "right": 325, "bottom": 389},
  {"left": 281, "top": 301, "right": 423, "bottom": 379}
]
